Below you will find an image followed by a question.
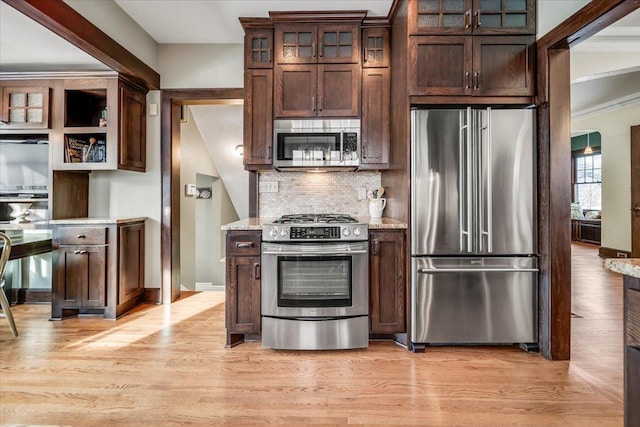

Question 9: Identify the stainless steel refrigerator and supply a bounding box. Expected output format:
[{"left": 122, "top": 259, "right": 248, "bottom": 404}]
[{"left": 410, "top": 108, "right": 538, "bottom": 351}]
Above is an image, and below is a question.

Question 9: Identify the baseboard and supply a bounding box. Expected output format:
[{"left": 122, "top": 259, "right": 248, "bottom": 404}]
[
  {"left": 9, "top": 288, "right": 51, "bottom": 304},
  {"left": 598, "top": 246, "right": 632, "bottom": 259}
]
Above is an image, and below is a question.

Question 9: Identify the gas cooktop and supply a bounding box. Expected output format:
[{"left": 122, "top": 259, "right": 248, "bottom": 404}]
[
  {"left": 264, "top": 214, "right": 366, "bottom": 241},
  {"left": 273, "top": 213, "right": 358, "bottom": 224}
]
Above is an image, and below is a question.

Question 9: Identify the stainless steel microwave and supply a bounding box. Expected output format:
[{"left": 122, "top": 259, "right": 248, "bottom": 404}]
[{"left": 273, "top": 119, "right": 361, "bottom": 171}]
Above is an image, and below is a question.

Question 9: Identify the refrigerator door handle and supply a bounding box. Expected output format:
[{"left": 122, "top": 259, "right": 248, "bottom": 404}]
[
  {"left": 418, "top": 267, "right": 539, "bottom": 274},
  {"left": 466, "top": 107, "right": 473, "bottom": 252},
  {"left": 459, "top": 109, "right": 471, "bottom": 252},
  {"left": 478, "top": 108, "right": 493, "bottom": 253}
]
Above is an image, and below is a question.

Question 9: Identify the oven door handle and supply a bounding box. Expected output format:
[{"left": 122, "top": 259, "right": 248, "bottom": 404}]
[{"left": 262, "top": 250, "right": 368, "bottom": 256}]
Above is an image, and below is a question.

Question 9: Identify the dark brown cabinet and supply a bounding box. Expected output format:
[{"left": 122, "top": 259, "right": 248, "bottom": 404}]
[
  {"left": 244, "top": 28, "right": 274, "bottom": 69},
  {"left": 118, "top": 81, "right": 146, "bottom": 172},
  {"left": 410, "top": 35, "right": 534, "bottom": 97},
  {"left": 244, "top": 69, "right": 273, "bottom": 167},
  {"left": 369, "top": 230, "right": 406, "bottom": 334},
  {"left": 225, "top": 230, "right": 261, "bottom": 347},
  {"left": 275, "top": 23, "right": 360, "bottom": 64},
  {"left": 624, "top": 277, "right": 640, "bottom": 427},
  {"left": 362, "top": 27, "right": 390, "bottom": 68},
  {"left": 0, "top": 84, "right": 51, "bottom": 129},
  {"left": 361, "top": 68, "right": 390, "bottom": 168},
  {"left": 54, "top": 74, "right": 147, "bottom": 172},
  {"left": 275, "top": 63, "right": 360, "bottom": 118},
  {"left": 52, "top": 220, "right": 146, "bottom": 320},
  {"left": 408, "top": 0, "right": 535, "bottom": 35}
]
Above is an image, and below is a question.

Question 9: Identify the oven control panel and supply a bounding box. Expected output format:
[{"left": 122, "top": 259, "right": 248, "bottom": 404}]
[
  {"left": 290, "top": 226, "right": 340, "bottom": 239},
  {"left": 263, "top": 224, "right": 368, "bottom": 242}
]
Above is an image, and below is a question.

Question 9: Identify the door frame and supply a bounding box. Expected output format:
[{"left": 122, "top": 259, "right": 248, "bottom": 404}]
[
  {"left": 536, "top": 0, "right": 640, "bottom": 360},
  {"left": 160, "top": 89, "right": 251, "bottom": 303},
  {"left": 632, "top": 125, "right": 640, "bottom": 258}
]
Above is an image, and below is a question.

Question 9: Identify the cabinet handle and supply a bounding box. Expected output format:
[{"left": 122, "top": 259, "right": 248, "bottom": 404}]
[
  {"left": 464, "top": 10, "right": 471, "bottom": 29},
  {"left": 77, "top": 234, "right": 86, "bottom": 239},
  {"left": 312, "top": 96, "right": 316, "bottom": 112},
  {"left": 235, "top": 242, "right": 254, "bottom": 249},
  {"left": 267, "top": 49, "right": 272, "bottom": 63},
  {"left": 254, "top": 263, "right": 261, "bottom": 280},
  {"left": 363, "top": 47, "right": 367, "bottom": 62},
  {"left": 73, "top": 250, "right": 87, "bottom": 255},
  {"left": 465, "top": 71, "right": 471, "bottom": 89},
  {"left": 475, "top": 10, "right": 481, "bottom": 28},
  {"left": 318, "top": 97, "right": 323, "bottom": 111},
  {"left": 312, "top": 43, "right": 317, "bottom": 58},
  {"left": 319, "top": 43, "right": 323, "bottom": 57},
  {"left": 371, "top": 239, "right": 379, "bottom": 256},
  {"left": 474, "top": 72, "right": 480, "bottom": 89}
]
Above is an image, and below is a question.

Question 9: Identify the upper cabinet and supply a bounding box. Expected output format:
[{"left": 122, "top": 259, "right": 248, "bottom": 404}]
[
  {"left": 53, "top": 75, "right": 147, "bottom": 172},
  {"left": 275, "top": 23, "right": 361, "bottom": 64},
  {"left": 409, "top": 0, "right": 535, "bottom": 35},
  {"left": 0, "top": 84, "right": 51, "bottom": 129},
  {"left": 244, "top": 28, "right": 274, "bottom": 69}
]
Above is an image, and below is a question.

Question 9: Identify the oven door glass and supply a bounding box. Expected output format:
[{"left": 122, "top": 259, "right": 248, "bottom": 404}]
[
  {"left": 276, "top": 133, "right": 341, "bottom": 161},
  {"left": 278, "top": 256, "right": 351, "bottom": 308}
]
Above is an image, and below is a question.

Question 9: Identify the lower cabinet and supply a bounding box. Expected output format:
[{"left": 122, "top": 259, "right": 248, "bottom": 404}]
[
  {"left": 225, "top": 230, "right": 261, "bottom": 347},
  {"left": 51, "top": 221, "right": 145, "bottom": 319},
  {"left": 625, "top": 278, "right": 640, "bottom": 427},
  {"left": 369, "top": 229, "right": 406, "bottom": 335}
]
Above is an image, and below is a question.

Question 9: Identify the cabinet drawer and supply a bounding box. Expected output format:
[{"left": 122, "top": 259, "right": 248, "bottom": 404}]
[
  {"left": 56, "top": 227, "right": 107, "bottom": 245},
  {"left": 226, "top": 232, "right": 261, "bottom": 256}
]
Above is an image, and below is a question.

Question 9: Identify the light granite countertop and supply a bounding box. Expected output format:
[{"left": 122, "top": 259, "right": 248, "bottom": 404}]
[
  {"left": 221, "top": 217, "right": 408, "bottom": 231},
  {"left": 49, "top": 217, "right": 148, "bottom": 225},
  {"left": 604, "top": 258, "right": 640, "bottom": 279}
]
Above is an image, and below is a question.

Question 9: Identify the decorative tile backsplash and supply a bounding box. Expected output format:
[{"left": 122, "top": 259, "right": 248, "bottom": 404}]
[{"left": 258, "top": 171, "right": 381, "bottom": 218}]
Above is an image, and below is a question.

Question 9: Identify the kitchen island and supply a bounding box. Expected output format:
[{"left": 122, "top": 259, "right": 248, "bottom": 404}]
[
  {"left": 604, "top": 258, "right": 640, "bottom": 427},
  {"left": 49, "top": 217, "right": 147, "bottom": 320}
]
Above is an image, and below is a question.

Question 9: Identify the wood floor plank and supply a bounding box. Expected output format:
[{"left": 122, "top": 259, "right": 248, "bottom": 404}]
[{"left": 0, "top": 243, "right": 625, "bottom": 425}]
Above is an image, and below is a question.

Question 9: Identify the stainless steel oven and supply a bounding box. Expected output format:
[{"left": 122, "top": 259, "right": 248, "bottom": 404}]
[{"left": 261, "top": 214, "right": 369, "bottom": 350}]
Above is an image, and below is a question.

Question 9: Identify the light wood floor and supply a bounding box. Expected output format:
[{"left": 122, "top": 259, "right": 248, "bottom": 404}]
[{"left": 0, "top": 243, "right": 624, "bottom": 426}]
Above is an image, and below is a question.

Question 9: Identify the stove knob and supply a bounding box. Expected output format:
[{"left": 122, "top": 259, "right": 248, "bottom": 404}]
[
  {"left": 342, "top": 227, "right": 351, "bottom": 237},
  {"left": 353, "top": 227, "right": 361, "bottom": 237},
  {"left": 269, "top": 228, "right": 278, "bottom": 237},
  {"left": 280, "top": 229, "right": 287, "bottom": 237}
]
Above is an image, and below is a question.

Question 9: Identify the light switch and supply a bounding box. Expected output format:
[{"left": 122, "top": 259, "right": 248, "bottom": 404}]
[{"left": 185, "top": 184, "right": 196, "bottom": 196}]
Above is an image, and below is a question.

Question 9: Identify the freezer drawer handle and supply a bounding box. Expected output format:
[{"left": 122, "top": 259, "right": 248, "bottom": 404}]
[
  {"left": 418, "top": 267, "right": 539, "bottom": 274},
  {"left": 262, "top": 250, "right": 368, "bottom": 256}
]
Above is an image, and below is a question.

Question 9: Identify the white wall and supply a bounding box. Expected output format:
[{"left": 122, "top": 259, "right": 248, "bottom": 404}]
[
  {"left": 537, "top": 0, "right": 590, "bottom": 38},
  {"left": 571, "top": 51, "right": 640, "bottom": 81},
  {"left": 64, "top": 0, "right": 159, "bottom": 71},
  {"left": 572, "top": 104, "right": 640, "bottom": 252},
  {"left": 88, "top": 90, "right": 162, "bottom": 288},
  {"left": 180, "top": 108, "right": 224, "bottom": 290},
  {"left": 158, "top": 44, "right": 243, "bottom": 88}
]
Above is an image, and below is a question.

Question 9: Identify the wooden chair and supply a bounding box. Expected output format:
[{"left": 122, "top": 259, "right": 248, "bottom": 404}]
[{"left": 0, "top": 232, "right": 18, "bottom": 337}]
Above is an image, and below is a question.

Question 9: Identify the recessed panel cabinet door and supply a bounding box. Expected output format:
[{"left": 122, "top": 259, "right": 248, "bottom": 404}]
[
  {"left": 56, "top": 246, "right": 107, "bottom": 309},
  {"left": 473, "top": 35, "right": 535, "bottom": 96},
  {"left": 118, "top": 222, "right": 145, "bottom": 305},
  {"left": 226, "top": 256, "right": 261, "bottom": 334},
  {"left": 274, "top": 65, "right": 317, "bottom": 118},
  {"left": 410, "top": 36, "right": 472, "bottom": 96},
  {"left": 244, "top": 69, "right": 273, "bottom": 166},
  {"left": 118, "top": 81, "right": 146, "bottom": 172},
  {"left": 361, "top": 68, "right": 390, "bottom": 166},
  {"left": 317, "top": 64, "right": 360, "bottom": 117}
]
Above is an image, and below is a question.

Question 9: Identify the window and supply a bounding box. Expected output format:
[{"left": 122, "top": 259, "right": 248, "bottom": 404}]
[{"left": 574, "top": 152, "right": 601, "bottom": 210}]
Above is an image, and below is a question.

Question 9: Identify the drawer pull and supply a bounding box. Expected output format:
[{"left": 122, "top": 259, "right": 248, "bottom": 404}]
[
  {"left": 235, "top": 242, "right": 255, "bottom": 249},
  {"left": 73, "top": 250, "right": 88, "bottom": 255},
  {"left": 77, "top": 234, "right": 86, "bottom": 239},
  {"left": 254, "top": 263, "right": 261, "bottom": 280}
]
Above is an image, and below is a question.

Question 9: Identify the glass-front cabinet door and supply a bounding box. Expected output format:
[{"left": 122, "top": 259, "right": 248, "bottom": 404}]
[
  {"left": 0, "top": 86, "right": 50, "bottom": 129},
  {"left": 409, "top": 0, "right": 535, "bottom": 35},
  {"left": 275, "top": 24, "right": 317, "bottom": 64}
]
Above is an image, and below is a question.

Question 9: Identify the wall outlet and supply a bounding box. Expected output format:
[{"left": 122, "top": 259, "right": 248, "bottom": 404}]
[
  {"left": 259, "top": 181, "right": 279, "bottom": 193},
  {"left": 617, "top": 252, "right": 628, "bottom": 258},
  {"left": 357, "top": 187, "right": 367, "bottom": 200},
  {"left": 148, "top": 103, "right": 158, "bottom": 116}
]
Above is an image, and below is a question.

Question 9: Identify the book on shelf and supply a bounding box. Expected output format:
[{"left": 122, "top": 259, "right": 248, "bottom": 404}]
[{"left": 64, "top": 136, "right": 106, "bottom": 163}]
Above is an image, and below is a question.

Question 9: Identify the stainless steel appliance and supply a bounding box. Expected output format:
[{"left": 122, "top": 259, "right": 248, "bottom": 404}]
[
  {"left": 410, "top": 108, "right": 538, "bottom": 351},
  {"left": 262, "top": 214, "right": 369, "bottom": 350},
  {"left": 273, "top": 120, "right": 360, "bottom": 171}
]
